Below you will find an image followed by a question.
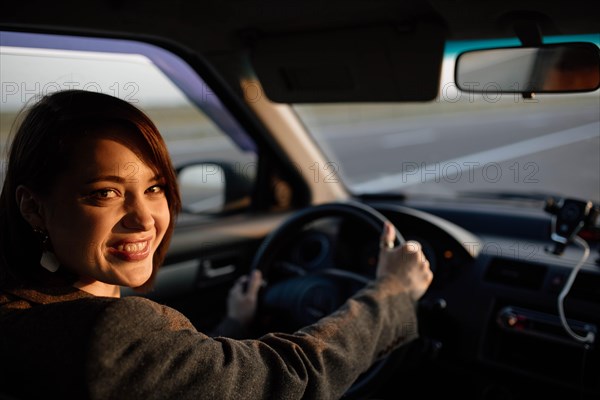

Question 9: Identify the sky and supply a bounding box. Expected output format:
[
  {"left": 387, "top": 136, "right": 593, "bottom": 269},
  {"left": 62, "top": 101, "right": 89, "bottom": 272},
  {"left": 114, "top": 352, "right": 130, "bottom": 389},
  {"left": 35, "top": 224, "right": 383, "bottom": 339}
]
[{"left": 0, "top": 46, "right": 189, "bottom": 112}]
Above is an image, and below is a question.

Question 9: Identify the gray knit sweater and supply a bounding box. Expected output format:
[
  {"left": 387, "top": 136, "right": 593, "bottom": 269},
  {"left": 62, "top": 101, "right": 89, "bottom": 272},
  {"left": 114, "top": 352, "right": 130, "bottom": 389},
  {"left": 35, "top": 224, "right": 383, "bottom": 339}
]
[{"left": 0, "top": 276, "right": 418, "bottom": 399}]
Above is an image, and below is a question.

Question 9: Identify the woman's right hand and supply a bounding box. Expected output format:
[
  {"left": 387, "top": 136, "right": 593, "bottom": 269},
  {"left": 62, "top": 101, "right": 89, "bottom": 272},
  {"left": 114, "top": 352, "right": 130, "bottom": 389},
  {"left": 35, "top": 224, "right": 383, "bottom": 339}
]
[
  {"left": 376, "top": 222, "right": 433, "bottom": 302},
  {"left": 226, "top": 270, "right": 263, "bottom": 326}
]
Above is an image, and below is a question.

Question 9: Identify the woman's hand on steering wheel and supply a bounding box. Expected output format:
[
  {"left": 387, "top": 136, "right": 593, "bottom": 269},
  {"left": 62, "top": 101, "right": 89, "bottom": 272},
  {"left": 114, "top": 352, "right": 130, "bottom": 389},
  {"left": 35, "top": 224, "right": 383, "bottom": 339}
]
[
  {"left": 226, "top": 270, "right": 264, "bottom": 326},
  {"left": 376, "top": 222, "right": 433, "bottom": 302}
]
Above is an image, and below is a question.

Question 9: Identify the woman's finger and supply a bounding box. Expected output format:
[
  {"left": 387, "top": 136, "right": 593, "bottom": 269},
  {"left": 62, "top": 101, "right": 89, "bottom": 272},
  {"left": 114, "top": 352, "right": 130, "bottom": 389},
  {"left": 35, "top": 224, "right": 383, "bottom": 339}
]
[
  {"left": 380, "top": 221, "right": 395, "bottom": 250},
  {"left": 245, "top": 270, "right": 263, "bottom": 295}
]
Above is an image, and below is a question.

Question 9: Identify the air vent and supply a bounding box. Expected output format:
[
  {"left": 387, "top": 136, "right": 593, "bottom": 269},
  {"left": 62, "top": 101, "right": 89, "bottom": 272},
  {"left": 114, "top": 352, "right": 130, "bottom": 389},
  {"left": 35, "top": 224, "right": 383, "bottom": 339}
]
[{"left": 485, "top": 258, "right": 547, "bottom": 290}]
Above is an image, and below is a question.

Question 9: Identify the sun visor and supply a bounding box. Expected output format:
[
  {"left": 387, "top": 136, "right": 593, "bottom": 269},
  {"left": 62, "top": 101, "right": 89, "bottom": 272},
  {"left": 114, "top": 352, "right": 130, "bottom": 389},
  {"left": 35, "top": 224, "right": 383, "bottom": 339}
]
[{"left": 249, "top": 22, "right": 445, "bottom": 103}]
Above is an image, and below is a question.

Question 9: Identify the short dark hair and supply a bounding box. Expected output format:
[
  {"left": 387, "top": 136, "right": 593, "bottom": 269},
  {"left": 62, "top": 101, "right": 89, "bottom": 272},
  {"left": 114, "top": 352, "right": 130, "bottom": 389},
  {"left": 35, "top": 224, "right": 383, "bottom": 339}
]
[{"left": 0, "top": 90, "right": 181, "bottom": 290}]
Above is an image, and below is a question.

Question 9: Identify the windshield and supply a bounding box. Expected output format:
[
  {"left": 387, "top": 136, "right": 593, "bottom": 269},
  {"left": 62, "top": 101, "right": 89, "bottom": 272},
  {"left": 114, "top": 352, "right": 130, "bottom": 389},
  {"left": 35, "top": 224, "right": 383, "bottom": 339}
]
[{"left": 293, "top": 35, "right": 600, "bottom": 203}]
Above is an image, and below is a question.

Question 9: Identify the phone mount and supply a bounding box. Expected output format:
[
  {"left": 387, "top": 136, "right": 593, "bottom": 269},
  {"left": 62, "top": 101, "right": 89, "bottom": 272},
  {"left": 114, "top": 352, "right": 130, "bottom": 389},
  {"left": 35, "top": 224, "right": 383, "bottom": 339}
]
[{"left": 544, "top": 197, "right": 599, "bottom": 255}]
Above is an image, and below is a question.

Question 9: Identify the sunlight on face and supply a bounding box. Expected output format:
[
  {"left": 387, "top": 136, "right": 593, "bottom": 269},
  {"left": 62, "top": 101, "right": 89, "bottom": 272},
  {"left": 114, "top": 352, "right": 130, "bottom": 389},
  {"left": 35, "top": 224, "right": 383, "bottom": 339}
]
[{"left": 41, "top": 131, "right": 170, "bottom": 296}]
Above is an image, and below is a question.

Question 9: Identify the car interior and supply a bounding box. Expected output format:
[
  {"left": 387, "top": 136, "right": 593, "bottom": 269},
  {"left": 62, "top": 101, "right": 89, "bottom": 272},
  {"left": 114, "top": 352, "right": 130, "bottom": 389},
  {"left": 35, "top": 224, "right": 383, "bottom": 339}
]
[{"left": 1, "top": 1, "right": 599, "bottom": 399}]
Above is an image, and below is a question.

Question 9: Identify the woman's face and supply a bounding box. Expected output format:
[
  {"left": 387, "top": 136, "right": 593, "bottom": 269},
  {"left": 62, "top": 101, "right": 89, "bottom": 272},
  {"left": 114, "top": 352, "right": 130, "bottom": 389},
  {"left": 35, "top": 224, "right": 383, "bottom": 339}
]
[{"left": 40, "top": 131, "right": 170, "bottom": 293}]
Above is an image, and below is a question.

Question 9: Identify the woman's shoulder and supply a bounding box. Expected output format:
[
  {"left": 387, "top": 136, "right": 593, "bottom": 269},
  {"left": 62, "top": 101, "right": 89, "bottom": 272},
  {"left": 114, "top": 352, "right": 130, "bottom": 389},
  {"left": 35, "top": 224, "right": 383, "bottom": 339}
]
[
  {"left": 0, "top": 285, "right": 117, "bottom": 330},
  {"left": 1, "top": 285, "right": 193, "bottom": 329},
  {"left": 1, "top": 282, "right": 195, "bottom": 329},
  {"left": 0, "top": 287, "right": 197, "bottom": 398},
  {"left": 1, "top": 286, "right": 199, "bottom": 375},
  {"left": 96, "top": 295, "right": 197, "bottom": 333}
]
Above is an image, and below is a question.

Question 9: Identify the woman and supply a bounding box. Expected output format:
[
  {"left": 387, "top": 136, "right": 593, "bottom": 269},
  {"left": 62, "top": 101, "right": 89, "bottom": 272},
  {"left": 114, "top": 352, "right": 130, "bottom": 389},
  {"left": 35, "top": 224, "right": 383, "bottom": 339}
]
[{"left": 0, "top": 90, "right": 432, "bottom": 399}]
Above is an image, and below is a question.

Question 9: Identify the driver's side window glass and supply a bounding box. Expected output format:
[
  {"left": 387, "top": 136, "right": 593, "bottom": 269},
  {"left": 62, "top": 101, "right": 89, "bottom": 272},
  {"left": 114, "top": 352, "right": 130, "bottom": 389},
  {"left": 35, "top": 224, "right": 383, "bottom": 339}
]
[{"left": 0, "top": 32, "right": 257, "bottom": 216}]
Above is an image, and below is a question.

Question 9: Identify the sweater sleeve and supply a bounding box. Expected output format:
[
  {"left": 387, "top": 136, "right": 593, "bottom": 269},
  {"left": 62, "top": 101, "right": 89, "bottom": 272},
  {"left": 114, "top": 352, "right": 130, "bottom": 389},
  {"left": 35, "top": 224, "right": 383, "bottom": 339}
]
[{"left": 85, "top": 276, "right": 418, "bottom": 400}]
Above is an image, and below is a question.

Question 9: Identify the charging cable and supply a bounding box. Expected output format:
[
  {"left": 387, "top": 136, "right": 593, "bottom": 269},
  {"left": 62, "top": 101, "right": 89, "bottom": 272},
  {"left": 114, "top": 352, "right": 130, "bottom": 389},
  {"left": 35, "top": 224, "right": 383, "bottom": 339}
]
[{"left": 557, "top": 236, "right": 595, "bottom": 344}]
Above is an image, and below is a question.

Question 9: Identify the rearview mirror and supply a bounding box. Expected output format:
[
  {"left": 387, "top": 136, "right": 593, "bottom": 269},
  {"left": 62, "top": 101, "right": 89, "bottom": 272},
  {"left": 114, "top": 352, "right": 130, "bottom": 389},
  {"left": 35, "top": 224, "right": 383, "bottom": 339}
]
[{"left": 455, "top": 42, "right": 600, "bottom": 93}]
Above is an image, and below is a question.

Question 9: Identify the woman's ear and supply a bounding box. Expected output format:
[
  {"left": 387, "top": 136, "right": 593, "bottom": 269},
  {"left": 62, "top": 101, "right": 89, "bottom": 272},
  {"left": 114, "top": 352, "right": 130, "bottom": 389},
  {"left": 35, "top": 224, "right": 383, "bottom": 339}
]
[{"left": 15, "top": 185, "right": 46, "bottom": 229}]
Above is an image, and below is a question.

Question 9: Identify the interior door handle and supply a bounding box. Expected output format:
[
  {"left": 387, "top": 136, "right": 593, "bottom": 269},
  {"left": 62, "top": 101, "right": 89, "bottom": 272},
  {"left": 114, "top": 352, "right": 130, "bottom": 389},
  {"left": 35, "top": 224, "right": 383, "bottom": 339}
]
[{"left": 201, "top": 259, "right": 236, "bottom": 278}]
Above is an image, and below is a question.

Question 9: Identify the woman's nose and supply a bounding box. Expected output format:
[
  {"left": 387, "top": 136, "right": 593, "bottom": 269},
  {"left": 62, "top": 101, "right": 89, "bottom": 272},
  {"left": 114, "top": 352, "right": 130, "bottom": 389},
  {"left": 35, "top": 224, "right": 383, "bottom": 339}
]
[{"left": 122, "top": 197, "right": 154, "bottom": 231}]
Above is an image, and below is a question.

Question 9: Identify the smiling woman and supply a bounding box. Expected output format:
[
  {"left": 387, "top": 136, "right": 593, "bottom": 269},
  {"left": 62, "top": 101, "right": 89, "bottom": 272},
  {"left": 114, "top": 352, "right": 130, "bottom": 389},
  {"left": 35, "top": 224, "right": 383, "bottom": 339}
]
[
  {"left": 26, "top": 133, "right": 171, "bottom": 295},
  {"left": 0, "top": 90, "right": 431, "bottom": 400},
  {"left": 2, "top": 2, "right": 599, "bottom": 399},
  {"left": 0, "top": 90, "right": 181, "bottom": 294}
]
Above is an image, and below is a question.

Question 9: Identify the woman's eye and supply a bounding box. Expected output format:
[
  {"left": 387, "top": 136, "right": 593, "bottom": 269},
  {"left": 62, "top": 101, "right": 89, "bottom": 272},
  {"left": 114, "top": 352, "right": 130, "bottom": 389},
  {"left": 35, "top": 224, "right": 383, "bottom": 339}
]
[
  {"left": 90, "top": 189, "right": 118, "bottom": 199},
  {"left": 146, "top": 185, "right": 165, "bottom": 194}
]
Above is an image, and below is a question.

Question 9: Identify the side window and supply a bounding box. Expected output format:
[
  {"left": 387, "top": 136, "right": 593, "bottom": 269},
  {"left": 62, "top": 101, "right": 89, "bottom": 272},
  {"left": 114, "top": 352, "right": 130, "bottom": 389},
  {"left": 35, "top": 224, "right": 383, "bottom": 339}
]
[{"left": 0, "top": 31, "right": 257, "bottom": 216}]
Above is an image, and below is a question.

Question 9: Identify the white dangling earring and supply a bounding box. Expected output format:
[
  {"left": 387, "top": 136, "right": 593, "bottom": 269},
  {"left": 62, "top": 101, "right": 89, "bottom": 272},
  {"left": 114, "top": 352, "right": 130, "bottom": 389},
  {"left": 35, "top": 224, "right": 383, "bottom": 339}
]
[
  {"left": 41, "top": 250, "right": 60, "bottom": 273},
  {"left": 33, "top": 227, "right": 60, "bottom": 272}
]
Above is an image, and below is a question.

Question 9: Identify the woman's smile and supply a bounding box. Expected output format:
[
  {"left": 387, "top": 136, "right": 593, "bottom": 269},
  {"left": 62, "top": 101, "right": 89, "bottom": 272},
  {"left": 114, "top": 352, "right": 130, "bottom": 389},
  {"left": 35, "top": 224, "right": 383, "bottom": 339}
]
[{"left": 107, "top": 238, "right": 153, "bottom": 261}]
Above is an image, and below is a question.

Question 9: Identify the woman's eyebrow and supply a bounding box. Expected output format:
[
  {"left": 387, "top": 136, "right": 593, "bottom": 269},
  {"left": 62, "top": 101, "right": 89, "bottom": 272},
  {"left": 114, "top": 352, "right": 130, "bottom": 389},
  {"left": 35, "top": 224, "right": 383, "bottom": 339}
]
[
  {"left": 84, "top": 174, "right": 165, "bottom": 185},
  {"left": 84, "top": 175, "right": 126, "bottom": 185}
]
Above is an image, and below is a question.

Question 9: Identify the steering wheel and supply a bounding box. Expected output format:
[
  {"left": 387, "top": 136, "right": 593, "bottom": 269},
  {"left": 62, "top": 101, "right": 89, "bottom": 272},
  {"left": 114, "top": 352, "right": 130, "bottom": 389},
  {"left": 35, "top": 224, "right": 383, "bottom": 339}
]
[{"left": 249, "top": 201, "right": 405, "bottom": 399}]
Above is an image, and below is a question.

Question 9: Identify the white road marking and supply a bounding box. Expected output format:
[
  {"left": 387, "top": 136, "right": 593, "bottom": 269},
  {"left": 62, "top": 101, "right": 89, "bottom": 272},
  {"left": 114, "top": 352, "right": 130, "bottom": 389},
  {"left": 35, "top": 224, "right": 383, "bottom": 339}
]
[{"left": 353, "top": 121, "right": 600, "bottom": 192}]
